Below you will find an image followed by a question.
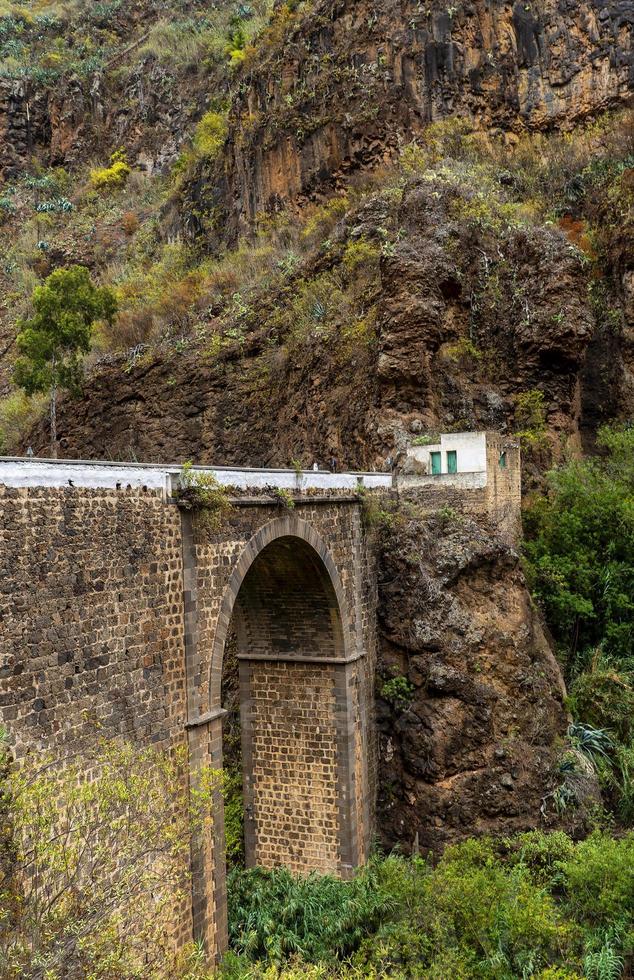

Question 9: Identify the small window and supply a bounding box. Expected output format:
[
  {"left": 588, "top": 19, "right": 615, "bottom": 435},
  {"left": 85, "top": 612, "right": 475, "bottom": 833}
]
[
  {"left": 499, "top": 451, "right": 507, "bottom": 469},
  {"left": 430, "top": 451, "right": 442, "bottom": 475},
  {"left": 447, "top": 450, "right": 457, "bottom": 474}
]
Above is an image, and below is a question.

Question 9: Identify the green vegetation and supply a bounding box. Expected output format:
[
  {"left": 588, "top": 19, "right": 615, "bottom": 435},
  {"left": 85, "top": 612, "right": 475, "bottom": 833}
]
[
  {"left": 380, "top": 674, "right": 414, "bottom": 712},
  {"left": 223, "top": 769, "right": 246, "bottom": 869},
  {"left": 193, "top": 111, "right": 228, "bottom": 160},
  {"left": 524, "top": 426, "right": 634, "bottom": 822},
  {"left": 0, "top": 390, "right": 46, "bottom": 454},
  {"left": 514, "top": 389, "right": 549, "bottom": 451},
  {"left": 226, "top": 861, "right": 392, "bottom": 965},
  {"left": 90, "top": 148, "right": 131, "bottom": 192},
  {"left": 524, "top": 426, "right": 634, "bottom": 671},
  {"left": 13, "top": 264, "right": 116, "bottom": 454},
  {"left": 443, "top": 337, "right": 482, "bottom": 364},
  {"left": 0, "top": 735, "right": 219, "bottom": 980},
  {"left": 175, "top": 460, "right": 233, "bottom": 534},
  {"left": 221, "top": 832, "right": 634, "bottom": 978},
  {"left": 271, "top": 487, "right": 296, "bottom": 509}
]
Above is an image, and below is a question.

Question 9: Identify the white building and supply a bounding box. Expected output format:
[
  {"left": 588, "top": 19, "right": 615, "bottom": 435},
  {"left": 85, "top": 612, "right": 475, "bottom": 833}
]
[{"left": 399, "top": 431, "right": 522, "bottom": 542}]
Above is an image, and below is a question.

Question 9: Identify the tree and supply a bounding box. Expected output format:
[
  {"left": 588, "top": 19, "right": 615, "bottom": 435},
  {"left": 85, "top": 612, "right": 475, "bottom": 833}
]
[
  {"left": 13, "top": 265, "right": 117, "bottom": 457},
  {"left": 0, "top": 735, "right": 219, "bottom": 980},
  {"left": 523, "top": 425, "right": 634, "bottom": 675}
]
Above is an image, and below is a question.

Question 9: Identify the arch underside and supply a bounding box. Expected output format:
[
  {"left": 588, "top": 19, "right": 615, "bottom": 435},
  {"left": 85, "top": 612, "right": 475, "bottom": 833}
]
[{"left": 213, "top": 518, "right": 362, "bottom": 878}]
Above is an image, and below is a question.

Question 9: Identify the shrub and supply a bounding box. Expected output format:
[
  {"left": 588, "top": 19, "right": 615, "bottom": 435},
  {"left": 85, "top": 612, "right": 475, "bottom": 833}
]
[
  {"left": 380, "top": 674, "right": 414, "bottom": 711},
  {"left": 301, "top": 196, "right": 349, "bottom": 246},
  {"left": 523, "top": 425, "right": 634, "bottom": 670},
  {"left": 444, "top": 337, "right": 482, "bottom": 363},
  {"left": 342, "top": 238, "right": 380, "bottom": 277},
  {"left": 222, "top": 834, "right": 634, "bottom": 977},
  {"left": 227, "top": 861, "right": 393, "bottom": 964},
  {"left": 0, "top": 390, "right": 46, "bottom": 454},
  {"left": 193, "top": 110, "right": 228, "bottom": 160},
  {"left": 2, "top": 737, "right": 219, "bottom": 979},
  {"left": 411, "top": 433, "right": 438, "bottom": 447},
  {"left": 355, "top": 839, "right": 578, "bottom": 978},
  {"left": 90, "top": 149, "right": 131, "bottom": 192},
  {"left": 121, "top": 210, "right": 139, "bottom": 236},
  {"left": 514, "top": 388, "right": 549, "bottom": 449},
  {"left": 559, "top": 832, "right": 634, "bottom": 928},
  {"left": 568, "top": 664, "right": 634, "bottom": 744},
  {"left": 271, "top": 487, "right": 295, "bottom": 509},
  {"left": 508, "top": 830, "right": 576, "bottom": 886},
  {"left": 175, "top": 461, "right": 233, "bottom": 534}
]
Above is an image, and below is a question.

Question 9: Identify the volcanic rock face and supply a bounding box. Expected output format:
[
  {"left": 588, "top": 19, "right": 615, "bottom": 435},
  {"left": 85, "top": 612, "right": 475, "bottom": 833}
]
[
  {"left": 34, "top": 174, "right": 605, "bottom": 466},
  {"left": 375, "top": 179, "right": 596, "bottom": 450},
  {"left": 208, "top": 0, "right": 634, "bottom": 234},
  {"left": 376, "top": 507, "right": 568, "bottom": 853}
]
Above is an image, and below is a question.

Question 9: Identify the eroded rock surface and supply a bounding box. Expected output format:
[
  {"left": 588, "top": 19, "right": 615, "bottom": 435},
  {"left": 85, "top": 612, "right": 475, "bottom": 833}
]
[
  {"left": 376, "top": 506, "right": 568, "bottom": 853},
  {"left": 202, "top": 0, "right": 634, "bottom": 234}
]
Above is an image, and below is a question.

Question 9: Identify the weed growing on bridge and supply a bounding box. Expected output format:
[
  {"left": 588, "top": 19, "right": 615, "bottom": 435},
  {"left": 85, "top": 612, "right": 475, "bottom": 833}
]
[
  {"left": 270, "top": 487, "right": 295, "bottom": 509},
  {"left": 176, "top": 461, "right": 233, "bottom": 534}
]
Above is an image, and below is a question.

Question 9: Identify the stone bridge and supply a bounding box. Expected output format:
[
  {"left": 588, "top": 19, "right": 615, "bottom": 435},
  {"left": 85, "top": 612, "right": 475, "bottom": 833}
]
[{"left": 0, "top": 457, "right": 391, "bottom": 961}]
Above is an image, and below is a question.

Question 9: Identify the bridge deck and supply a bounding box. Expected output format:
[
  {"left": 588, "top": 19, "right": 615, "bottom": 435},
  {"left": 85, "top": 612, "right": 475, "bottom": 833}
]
[{"left": 0, "top": 456, "right": 393, "bottom": 494}]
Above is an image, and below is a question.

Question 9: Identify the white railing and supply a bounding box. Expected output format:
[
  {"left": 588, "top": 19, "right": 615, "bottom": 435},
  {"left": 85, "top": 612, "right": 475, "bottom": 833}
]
[{"left": 0, "top": 457, "right": 393, "bottom": 495}]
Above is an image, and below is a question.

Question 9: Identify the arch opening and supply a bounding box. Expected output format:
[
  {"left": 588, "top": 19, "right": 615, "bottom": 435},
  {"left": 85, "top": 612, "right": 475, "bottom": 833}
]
[{"left": 219, "top": 532, "right": 356, "bottom": 878}]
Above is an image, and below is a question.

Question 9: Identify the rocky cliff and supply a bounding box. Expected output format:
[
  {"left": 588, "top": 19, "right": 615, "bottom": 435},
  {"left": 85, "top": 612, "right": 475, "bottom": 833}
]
[
  {"left": 192, "top": 0, "right": 634, "bottom": 237},
  {"left": 376, "top": 504, "right": 569, "bottom": 852},
  {"left": 29, "top": 138, "right": 632, "bottom": 467}
]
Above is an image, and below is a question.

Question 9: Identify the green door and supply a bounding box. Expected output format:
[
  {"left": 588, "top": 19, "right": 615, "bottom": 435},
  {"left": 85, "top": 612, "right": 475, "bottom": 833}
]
[
  {"left": 447, "top": 450, "right": 457, "bottom": 474},
  {"left": 430, "top": 451, "right": 442, "bottom": 475}
]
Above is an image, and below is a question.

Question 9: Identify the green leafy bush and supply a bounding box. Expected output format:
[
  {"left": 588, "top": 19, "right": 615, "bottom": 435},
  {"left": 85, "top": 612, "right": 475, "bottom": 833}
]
[
  {"left": 1, "top": 737, "right": 220, "bottom": 979},
  {"left": 524, "top": 428, "right": 634, "bottom": 822},
  {"left": 0, "top": 390, "right": 46, "bottom": 454},
  {"left": 380, "top": 674, "right": 414, "bottom": 711},
  {"left": 193, "top": 110, "right": 228, "bottom": 160},
  {"left": 514, "top": 389, "right": 549, "bottom": 449},
  {"left": 523, "top": 426, "right": 634, "bottom": 671},
  {"left": 559, "top": 832, "right": 634, "bottom": 928},
  {"left": 224, "top": 833, "right": 634, "bottom": 978},
  {"left": 227, "top": 861, "right": 393, "bottom": 964}
]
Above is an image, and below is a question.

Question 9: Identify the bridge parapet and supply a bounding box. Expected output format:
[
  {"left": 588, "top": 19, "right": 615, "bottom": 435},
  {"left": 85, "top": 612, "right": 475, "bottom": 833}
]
[{"left": 0, "top": 456, "right": 393, "bottom": 493}]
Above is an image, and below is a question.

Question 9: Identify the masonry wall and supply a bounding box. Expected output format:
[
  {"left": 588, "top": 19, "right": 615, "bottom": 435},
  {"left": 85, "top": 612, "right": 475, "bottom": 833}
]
[
  {"left": 485, "top": 435, "right": 522, "bottom": 543},
  {"left": 241, "top": 660, "right": 340, "bottom": 873},
  {"left": 0, "top": 485, "right": 195, "bottom": 953},
  {"left": 185, "top": 499, "right": 378, "bottom": 898},
  {"left": 0, "top": 483, "right": 377, "bottom": 966}
]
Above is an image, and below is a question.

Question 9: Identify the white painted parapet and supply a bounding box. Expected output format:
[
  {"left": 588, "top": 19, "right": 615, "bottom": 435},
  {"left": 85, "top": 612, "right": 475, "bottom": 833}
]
[{"left": 0, "top": 457, "right": 393, "bottom": 495}]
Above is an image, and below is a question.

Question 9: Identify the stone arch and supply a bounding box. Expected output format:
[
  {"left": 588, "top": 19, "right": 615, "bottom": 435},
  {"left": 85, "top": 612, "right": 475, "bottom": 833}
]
[
  {"left": 190, "top": 513, "right": 371, "bottom": 959},
  {"left": 208, "top": 515, "right": 355, "bottom": 711}
]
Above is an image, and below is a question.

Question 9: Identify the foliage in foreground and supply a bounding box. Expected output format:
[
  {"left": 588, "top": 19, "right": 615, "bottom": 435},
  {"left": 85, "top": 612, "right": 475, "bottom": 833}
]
[
  {"left": 523, "top": 426, "right": 634, "bottom": 822},
  {"left": 227, "top": 862, "right": 393, "bottom": 964},
  {"left": 222, "top": 834, "right": 634, "bottom": 978},
  {"left": 0, "top": 735, "right": 219, "bottom": 980}
]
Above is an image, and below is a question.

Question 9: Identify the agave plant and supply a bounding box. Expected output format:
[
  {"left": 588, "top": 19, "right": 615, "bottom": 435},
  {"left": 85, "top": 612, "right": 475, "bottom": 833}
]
[{"left": 568, "top": 722, "right": 614, "bottom": 763}]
